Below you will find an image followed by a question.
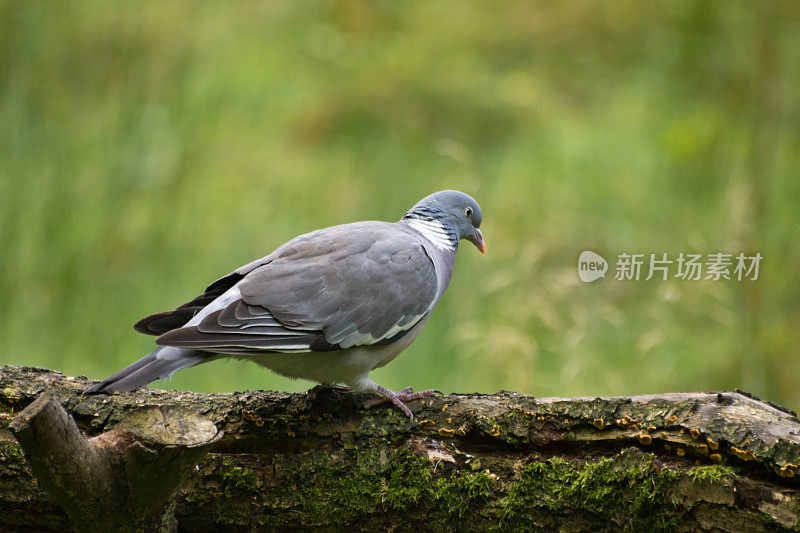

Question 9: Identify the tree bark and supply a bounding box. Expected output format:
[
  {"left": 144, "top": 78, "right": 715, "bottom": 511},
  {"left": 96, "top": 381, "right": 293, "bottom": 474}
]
[
  {"left": 9, "top": 392, "right": 221, "bottom": 532},
  {"left": 1, "top": 364, "right": 799, "bottom": 532}
]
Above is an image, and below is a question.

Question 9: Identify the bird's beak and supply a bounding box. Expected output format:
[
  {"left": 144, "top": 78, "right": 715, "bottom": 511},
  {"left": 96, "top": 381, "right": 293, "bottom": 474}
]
[{"left": 467, "top": 228, "right": 486, "bottom": 254}]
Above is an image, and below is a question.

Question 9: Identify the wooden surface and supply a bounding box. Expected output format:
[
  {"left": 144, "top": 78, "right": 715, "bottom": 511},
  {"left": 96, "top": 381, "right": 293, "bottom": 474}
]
[
  {"left": 1, "top": 364, "right": 799, "bottom": 531},
  {"left": 9, "top": 390, "right": 221, "bottom": 533}
]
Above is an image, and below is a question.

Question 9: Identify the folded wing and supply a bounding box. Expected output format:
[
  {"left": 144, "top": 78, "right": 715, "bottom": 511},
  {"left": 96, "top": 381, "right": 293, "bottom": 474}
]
[{"left": 153, "top": 222, "right": 439, "bottom": 354}]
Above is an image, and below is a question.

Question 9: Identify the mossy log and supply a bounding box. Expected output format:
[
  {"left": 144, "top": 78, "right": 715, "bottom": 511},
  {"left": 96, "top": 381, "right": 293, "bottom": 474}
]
[
  {"left": 9, "top": 392, "right": 222, "bottom": 532},
  {"left": 1, "top": 365, "right": 800, "bottom": 532}
]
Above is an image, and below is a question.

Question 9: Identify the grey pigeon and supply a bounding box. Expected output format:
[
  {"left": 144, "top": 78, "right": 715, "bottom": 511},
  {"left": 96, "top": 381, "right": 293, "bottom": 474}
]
[{"left": 86, "top": 190, "right": 485, "bottom": 418}]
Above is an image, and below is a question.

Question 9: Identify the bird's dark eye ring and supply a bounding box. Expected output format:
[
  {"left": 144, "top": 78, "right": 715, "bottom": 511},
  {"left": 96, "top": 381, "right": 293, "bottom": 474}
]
[{"left": 464, "top": 207, "right": 473, "bottom": 217}]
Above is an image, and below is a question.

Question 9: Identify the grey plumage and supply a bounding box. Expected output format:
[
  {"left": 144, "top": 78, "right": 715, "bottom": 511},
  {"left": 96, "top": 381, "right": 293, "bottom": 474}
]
[{"left": 86, "top": 190, "right": 485, "bottom": 418}]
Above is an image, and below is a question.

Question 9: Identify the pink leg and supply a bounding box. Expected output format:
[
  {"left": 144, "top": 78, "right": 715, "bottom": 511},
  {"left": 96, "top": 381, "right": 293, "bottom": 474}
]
[{"left": 365, "top": 386, "right": 443, "bottom": 418}]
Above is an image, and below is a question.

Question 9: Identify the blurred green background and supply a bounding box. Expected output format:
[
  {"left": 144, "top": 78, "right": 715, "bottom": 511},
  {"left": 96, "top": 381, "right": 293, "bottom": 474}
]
[{"left": 2, "top": 2, "right": 799, "bottom": 408}]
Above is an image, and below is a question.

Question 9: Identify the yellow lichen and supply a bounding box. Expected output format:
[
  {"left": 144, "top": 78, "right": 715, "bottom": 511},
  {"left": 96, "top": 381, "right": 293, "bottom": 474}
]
[
  {"left": 615, "top": 416, "right": 633, "bottom": 428},
  {"left": 730, "top": 446, "right": 756, "bottom": 461},
  {"left": 438, "top": 427, "right": 455, "bottom": 438},
  {"left": 693, "top": 444, "right": 708, "bottom": 455}
]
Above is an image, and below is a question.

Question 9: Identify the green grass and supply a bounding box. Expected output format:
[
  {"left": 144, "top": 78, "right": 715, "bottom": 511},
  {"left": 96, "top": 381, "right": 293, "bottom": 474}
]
[{"left": 2, "top": 2, "right": 799, "bottom": 409}]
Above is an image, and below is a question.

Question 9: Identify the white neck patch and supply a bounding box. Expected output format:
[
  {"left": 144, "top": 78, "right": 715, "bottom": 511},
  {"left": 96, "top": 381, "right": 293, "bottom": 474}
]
[{"left": 407, "top": 218, "right": 457, "bottom": 251}]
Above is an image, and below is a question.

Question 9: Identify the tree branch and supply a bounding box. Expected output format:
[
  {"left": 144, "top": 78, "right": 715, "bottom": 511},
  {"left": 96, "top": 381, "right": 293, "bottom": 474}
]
[
  {"left": 1, "top": 365, "right": 799, "bottom": 531},
  {"left": 9, "top": 391, "right": 221, "bottom": 532}
]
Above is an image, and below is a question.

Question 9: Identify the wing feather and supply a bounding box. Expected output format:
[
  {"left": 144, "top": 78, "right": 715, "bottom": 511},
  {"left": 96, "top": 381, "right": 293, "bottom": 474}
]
[
  {"left": 133, "top": 260, "right": 265, "bottom": 335},
  {"left": 154, "top": 222, "right": 439, "bottom": 354}
]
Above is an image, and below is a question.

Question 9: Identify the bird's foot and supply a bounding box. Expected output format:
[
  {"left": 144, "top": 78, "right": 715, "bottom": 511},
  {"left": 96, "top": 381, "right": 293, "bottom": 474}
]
[{"left": 365, "top": 386, "right": 443, "bottom": 419}]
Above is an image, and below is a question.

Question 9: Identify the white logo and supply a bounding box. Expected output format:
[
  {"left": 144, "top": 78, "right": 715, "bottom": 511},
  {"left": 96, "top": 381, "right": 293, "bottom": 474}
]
[{"left": 578, "top": 250, "right": 608, "bottom": 282}]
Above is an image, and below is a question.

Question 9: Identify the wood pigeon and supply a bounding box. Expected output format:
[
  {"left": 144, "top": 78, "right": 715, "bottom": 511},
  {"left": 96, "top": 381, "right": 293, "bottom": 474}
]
[{"left": 86, "top": 190, "right": 485, "bottom": 418}]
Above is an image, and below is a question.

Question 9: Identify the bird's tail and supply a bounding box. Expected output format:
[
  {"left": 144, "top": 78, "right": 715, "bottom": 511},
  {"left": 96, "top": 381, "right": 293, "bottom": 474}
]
[{"left": 84, "top": 346, "right": 209, "bottom": 393}]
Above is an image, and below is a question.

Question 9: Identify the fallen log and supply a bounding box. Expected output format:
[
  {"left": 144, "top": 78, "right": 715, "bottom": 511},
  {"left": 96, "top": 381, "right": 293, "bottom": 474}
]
[
  {"left": 9, "top": 392, "right": 221, "bottom": 532},
  {"left": 1, "top": 365, "right": 799, "bottom": 531}
]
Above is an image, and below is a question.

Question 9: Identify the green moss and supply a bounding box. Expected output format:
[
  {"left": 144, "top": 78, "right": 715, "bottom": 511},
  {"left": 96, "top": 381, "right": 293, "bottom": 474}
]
[
  {"left": 203, "top": 445, "right": 496, "bottom": 529},
  {"left": 688, "top": 464, "right": 737, "bottom": 484},
  {"left": 199, "top": 446, "right": 763, "bottom": 530},
  {"left": 381, "top": 451, "right": 433, "bottom": 510},
  {"left": 0, "top": 438, "right": 28, "bottom": 478},
  {"left": 219, "top": 458, "right": 259, "bottom": 493},
  {"left": 308, "top": 447, "right": 494, "bottom": 528},
  {"left": 432, "top": 469, "right": 494, "bottom": 522},
  {"left": 0, "top": 439, "right": 25, "bottom": 462},
  {"left": 499, "top": 448, "right": 683, "bottom": 531}
]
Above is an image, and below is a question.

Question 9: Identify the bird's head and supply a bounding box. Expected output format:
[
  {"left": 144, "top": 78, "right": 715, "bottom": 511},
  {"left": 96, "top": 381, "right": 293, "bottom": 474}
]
[{"left": 402, "top": 190, "right": 485, "bottom": 254}]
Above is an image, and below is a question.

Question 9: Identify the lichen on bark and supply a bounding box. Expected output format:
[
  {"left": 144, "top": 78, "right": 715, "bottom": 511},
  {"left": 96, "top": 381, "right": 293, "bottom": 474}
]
[{"left": 1, "top": 365, "right": 799, "bottom": 531}]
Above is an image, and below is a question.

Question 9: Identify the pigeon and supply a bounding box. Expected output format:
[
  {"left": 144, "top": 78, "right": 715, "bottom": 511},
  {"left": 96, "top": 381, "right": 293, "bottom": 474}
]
[{"left": 86, "top": 190, "right": 485, "bottom": 418}]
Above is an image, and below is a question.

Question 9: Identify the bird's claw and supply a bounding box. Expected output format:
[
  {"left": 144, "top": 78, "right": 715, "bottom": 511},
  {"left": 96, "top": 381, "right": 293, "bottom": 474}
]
[{"left": 365, "top": 386, "right": 444, "bottom": 419}]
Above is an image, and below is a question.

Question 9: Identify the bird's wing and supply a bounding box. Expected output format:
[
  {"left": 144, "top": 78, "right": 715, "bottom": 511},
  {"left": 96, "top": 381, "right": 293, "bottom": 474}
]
[
  {"left": 154, "top": 222, "right": 439, "bottom": 354},
  {"left": 133, "top": 255, "right": 272, "bottom": 335}
]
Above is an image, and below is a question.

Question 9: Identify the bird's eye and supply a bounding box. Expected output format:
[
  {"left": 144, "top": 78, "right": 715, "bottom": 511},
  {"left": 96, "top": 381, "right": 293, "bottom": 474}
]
[{"left": 464, "top": 207, "right": 473, "bottom": 217}]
